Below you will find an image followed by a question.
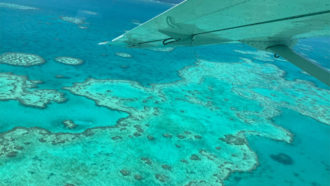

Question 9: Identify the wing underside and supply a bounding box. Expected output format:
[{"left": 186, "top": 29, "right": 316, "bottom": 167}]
[
  {"left": 112, "top": 0, "right": 330, "bottom": 48},
  {"left": 112, "top": 0, "right": 330, "bottom": 86}
]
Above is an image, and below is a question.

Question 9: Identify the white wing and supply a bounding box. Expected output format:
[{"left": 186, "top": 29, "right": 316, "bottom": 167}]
[{"left": 112, "top": 0, "right": 330, "bottom": 86}]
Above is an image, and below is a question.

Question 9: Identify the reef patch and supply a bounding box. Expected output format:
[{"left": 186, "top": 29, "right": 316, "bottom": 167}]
[
  {"left": 55, "top": 57, "right": 83, "bottom": 66},
  {"left": 0, "top": 73, "right": 65, "bottom": 108},
  {"left": 270, "top": 153, "right": 294, "bottom": 165},
  {"left": 0, "top": 2, "right": 38, "bottom": 10},
  {"left": 0, "top": 52, "right": 45, "bottom": 66},
  {"left": 62, "top": 120, "right": 78, "bottom": 129},
  {"left": 60, "top": 16, "right": 85, "bottom": 25},
  {"left": 115, "top": 52, "right": 132, "bottom": 58},
  {"left": 81, "top": 10, "right": 98, "bottom": 16}
]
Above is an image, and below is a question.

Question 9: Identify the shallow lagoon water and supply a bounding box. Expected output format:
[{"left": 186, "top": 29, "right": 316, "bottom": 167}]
[
  {"left": 225, "top": 109, "right": 330, "bottom": 186},
  {"left": 0, "top": 0, "right": 329, "bottom": 185}
]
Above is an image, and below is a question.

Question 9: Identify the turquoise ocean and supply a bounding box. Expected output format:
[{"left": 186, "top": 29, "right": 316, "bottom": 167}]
[{"left": 0, "top": 0, "right": 329, "bottom": 185}]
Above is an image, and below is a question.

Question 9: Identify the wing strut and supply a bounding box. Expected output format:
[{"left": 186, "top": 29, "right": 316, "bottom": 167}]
[{"left": 267, "top": 45, "right": 330, "bottom": 86}]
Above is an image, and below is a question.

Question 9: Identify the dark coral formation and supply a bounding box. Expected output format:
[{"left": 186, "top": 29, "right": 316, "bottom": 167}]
[
  {"left": 161, "top": 164, "right": 172, "bottom": 171},
  {"left": 134, "top": 174, "right": 143, "bottom": 181},
  {"left": 120, "top": 169, "right": 131, "bottom": 176},
  {"left": 190, "top": 154, "right": 201, "bottom": 161},
  {"left": 219, "top": 134, "right": 246, "bottom": 145},
  {"left": 155, "top": 174, "right": 169, "bottom": 182},
  {"left": 147, "top": 135, "right": 155, "bottom": 141},
  {"left": 141, "top": 157, "right": 153, "bottom": 166},
  {"left": 270, "top": 153, "right": 294, "bottom": 165}
]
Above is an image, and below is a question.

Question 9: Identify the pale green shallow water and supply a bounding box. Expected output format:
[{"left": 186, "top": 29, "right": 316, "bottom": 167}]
[{"left": 0, "top": 0, "right": 329, "bottom": 185}]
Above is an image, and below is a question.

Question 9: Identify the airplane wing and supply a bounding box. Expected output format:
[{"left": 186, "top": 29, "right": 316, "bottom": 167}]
[{"left": 112, "top": 0, "right": 330, "bottom": 86}]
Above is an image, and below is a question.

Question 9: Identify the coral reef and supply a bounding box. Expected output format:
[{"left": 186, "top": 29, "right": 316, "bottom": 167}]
[
  {"left": 0, "top": 73, "right": 65, "bottom": 108},
  {"left": 270, "top": 153, "right": 294, "bottom": 165},
  {"left": 0, "top": 52, "right": 45, "bottom": 66},
  {"left": 60, "top": 16, "right": 85, "bottom": 25},
  {"left": 0, "top": 3, "right": 38, "bottom": 10},
  {"left": 81, "top": 10, "right": 98, "bottom": 16},
  {"left": 0, "top": 59, "right": 329, "bottom": 185},
  {"left": 62, "top": 120, "right": 78, "bottom": 129},
  {"left": 115, "top": 52, "right": 132, "bottom": 58},
  {"left": 55, "top": 57, "right": 83, "bottom": 66}
]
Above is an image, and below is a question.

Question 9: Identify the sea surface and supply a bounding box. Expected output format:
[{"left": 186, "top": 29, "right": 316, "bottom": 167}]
[{"left": 0, "top": 0, "right": 329, "bottom": 185}]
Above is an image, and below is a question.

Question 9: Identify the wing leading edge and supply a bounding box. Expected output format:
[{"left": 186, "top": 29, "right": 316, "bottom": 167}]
[{"left": 112, "top": 0, "right": 330, "bottom": 86}]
